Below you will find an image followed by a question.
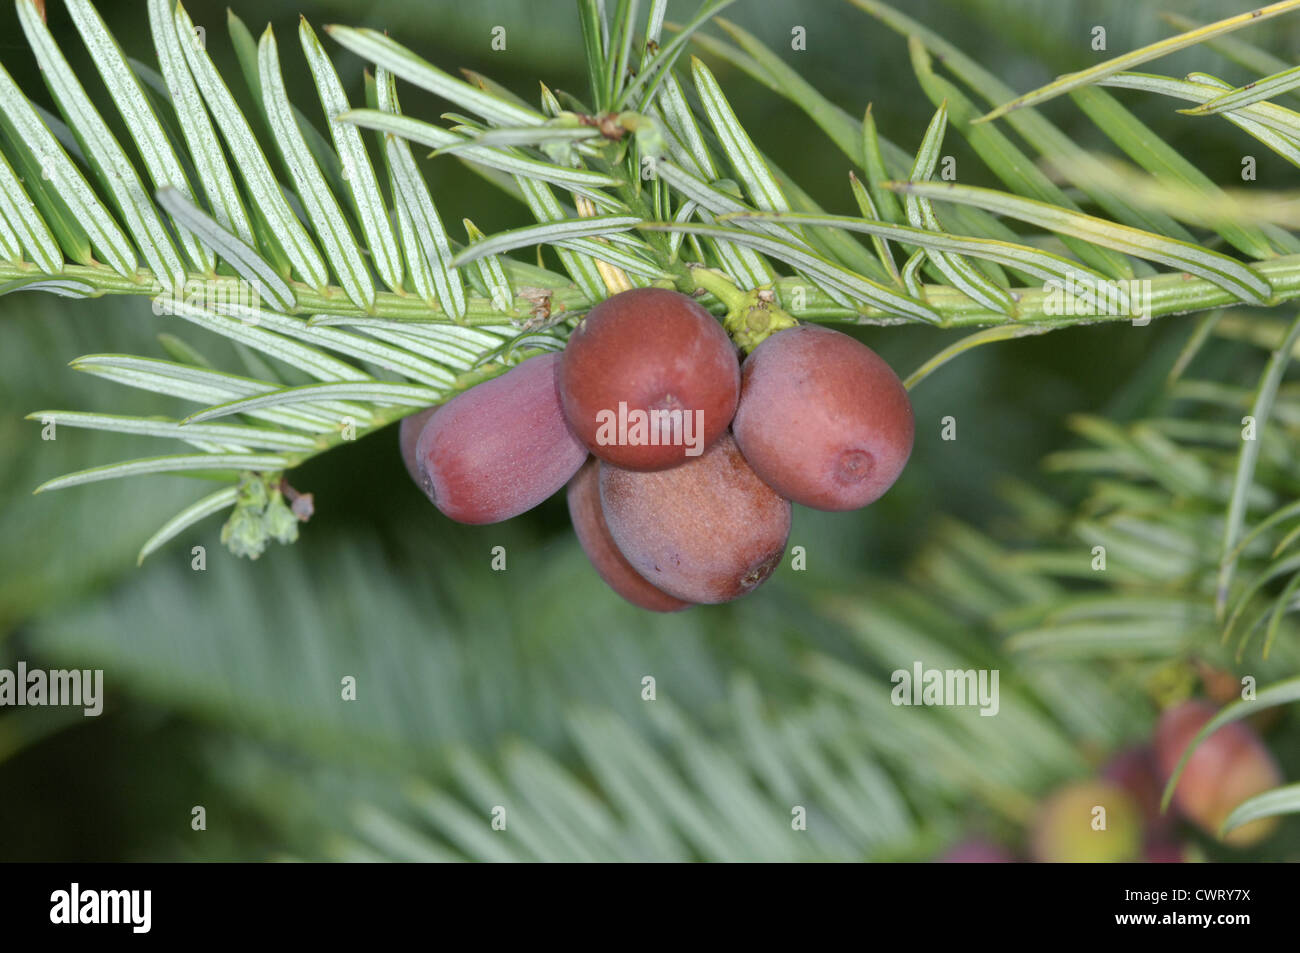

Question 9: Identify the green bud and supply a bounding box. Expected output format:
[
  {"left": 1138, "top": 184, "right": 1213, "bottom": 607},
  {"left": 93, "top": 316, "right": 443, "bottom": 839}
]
[
  {"left": 221, "top": 505, "right": 269, "bottom": 560},
  {"left": 263, "top": 491, "right": 300, "bottom": 545}
]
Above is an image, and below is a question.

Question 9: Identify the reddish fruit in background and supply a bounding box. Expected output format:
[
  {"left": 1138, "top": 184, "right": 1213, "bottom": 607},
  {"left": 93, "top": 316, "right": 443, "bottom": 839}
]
[
  {"left": 1144, "top": 841, "right": 1190, "bottom": 863},
  {"left": 1102, "top": 746, "right": 1175, "bottom": 840},
  {"left": 938, "top": 840, "right": 1016, "bottom": 863},
  {"left": 566, "top": 458, "right": 692, "bottom": 613},
  {"left": 1030, "top": 780, "right": 1142, "bottom": 863},
  {"left": 399, "top": 406, "right": 437, "bottom": 486},
  {"left": 413, "top": 353, "right": 587, "bottom": 524},
  {"left": 1154, "top": 700, "right": 1282, "bottom": 847},
  {"left": 559, "top": 287, "right": 740, "bottom": 471},
  {"left": 732, "top": 324, "right": 913, "bottom": 511},
  {"left": 599, "top": 433, "right": 791, "bottom": 604}
]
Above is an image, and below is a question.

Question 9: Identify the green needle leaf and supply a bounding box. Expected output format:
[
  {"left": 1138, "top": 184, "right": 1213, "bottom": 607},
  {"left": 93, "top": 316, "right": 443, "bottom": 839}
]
[
  {"left": 71, "top": 354, "right": 340, "bottom": 432},
  {"left": 646, "top": 220, "right": 941, "bottom": 323},
  {"left": 1216, "top": 313, "right": 1300, "bottom": 617},
  {"left": 338, "top": 109, "right": 620, "bottom": 195},
  {"left": 67, "top": 0, "right": 214, "bottom": 275},
  {"left": 155, "top": 187, "right": 296, "bottom": 313},
  {"left": 690, "top": 56, "right": 789, "bottom": 216},
  {"left": 904, "top": 325, "right": 1053, "bottom": 390},
  {"left": 300, "top": 18, "right": 403, "bottom": 296},
  {"left": 137, "top": 485, "right": 241, "bottom": 564},
  {"left": 902, "top": 101, "right": 1014, "bottom": 316},
  {"left": 451, "top": 216, "right": 642, "bottom": 267},
  {"left": 35, "top": 454, "right": 291, "bottom": 493},
  {"left": 975, "top": 0, "right": 1300, "bottom": 123},
  {"left": 383, "top": 117, "right": 468, "bottom": 320},
  {"left": 259, "top": 25, "right": 374, "bottom": 311},
  {"left": 146, "top": 0, "right": 254, "bottom": 249},
  {"left": 1160, "top": 675, "right": 1300, "bottom": 811},
  {"left": 184, "top": 382, "right": 440, "bottom": 424},
  {"left": 26, "top": 411, "right": 319, "bottom": 451},
  {"left": 164, "top": 298, "right": 369, "bottom": 389},
  {"left": 1185, "top": 63, "right": 1300, "bottom": 116},
  {"left": 884, "top": 181, "right": 1273, "bottom": 304},
  {"left": 324, "top": 26, "right": 543, "bottom": 128},
  {"left": 0, "top": 59, "right": 134, "bottom": 277},
  {"left": 731, "top": 211, "right": 1123, "bottom": 303},
  {"left": 173, "top": 1, "right": 328, "bottom": 289},
  {"left": 17, "top": 0, "right": 184, "bottom": 291},
  {"left": 1068, "top": 86, "right": 1274, "bottom": 261},
  {"left": 1220, "top": 782, "right": 1300, "bottom": 836}
]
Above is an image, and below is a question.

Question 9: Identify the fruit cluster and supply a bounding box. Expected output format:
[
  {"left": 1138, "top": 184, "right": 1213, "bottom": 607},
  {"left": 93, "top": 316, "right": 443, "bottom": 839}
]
[
  {"left": 943, "top": 696, "right": 1282, "bottom": 863},
  {"left": 401, "top": 287, "right": 915, "bottom": 610}
]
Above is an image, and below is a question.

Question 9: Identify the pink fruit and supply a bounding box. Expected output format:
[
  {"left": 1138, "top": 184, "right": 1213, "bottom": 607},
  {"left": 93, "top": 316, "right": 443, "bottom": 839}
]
[
  {"left": 1102, "top": 746, "right": 1175, "bottom": 840},
  {"left": 559, "top": 287, "right": 740, "bottom": 471},
  {"left": 399, "top": 407, "right": 437, "bottom": 486},
  {"left": 413, "top": 353, "right": 587, "bottom": 524},
  {"left": 1154, "top": 700, "right": 1282, "bottom": 847},
  {"left": 599, "top": 433, "right": 790, "bottom": 604},
  {"left": 732, "top": 324, "right": 913, "bottom": 511},
  {"left": 566, "top": 459, "right": 692, "bottom": 613}
]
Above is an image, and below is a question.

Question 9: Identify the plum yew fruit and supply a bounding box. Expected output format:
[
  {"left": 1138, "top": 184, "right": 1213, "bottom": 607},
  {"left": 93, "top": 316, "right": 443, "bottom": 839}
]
[
  {"left": 1030, "top": 781, "right": 1142, "bottom": 863},
  {"left": 1102, "top": 746, "right": 1175, "bottom": 840},
  {"left": 599, "top": 433, "right": 791, "bottom": 604},
  {"left": 559, "top": 287, "right": 740, "bottom": 471},
  {"left": 399, "top": 406, "right": 437, "bottom": 486},
  {"left": 1154, "top": 700, "right": 1282, "bottom": 847},
  {"left": 1144, "top": 841, "right": 1190, "bottom": 863},
  {"left": 413, "top": 353, "right": 587, "bottom": 524},
  {"left": 566, "top": 458, "right": 692, "bottom": 613},
  {"left": 732, "top": 324, "right": 913, "bottom": 511}
]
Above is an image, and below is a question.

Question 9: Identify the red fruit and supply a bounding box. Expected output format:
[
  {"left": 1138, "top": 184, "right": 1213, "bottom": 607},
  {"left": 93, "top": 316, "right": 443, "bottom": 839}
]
[
  {"left": 599, "top": 433, "right": 790, "bottom": 604},
  {"left": 1144, "top": 841, "right": 1189, "bottom": 863},
  {"left": 413, "top": 353, "right": 587, "bottom": 524},
  {"left": 1154, "top": 700, "right": 1282, "bottom": 846},
  {"left": 1102, "top": 746, "right": 1175, "bottom": 840},
  {"left": 732, "top": 324, "right": 913, "bottom": 511},
  {"left": 566, "top": 459, "right": 692, "bottom": 613},
  {"left": 399, "top": 406, "right": 437, "bottom": 486},
  {"left": 559, "top": 287, "right": 740, "bottom": 471}
]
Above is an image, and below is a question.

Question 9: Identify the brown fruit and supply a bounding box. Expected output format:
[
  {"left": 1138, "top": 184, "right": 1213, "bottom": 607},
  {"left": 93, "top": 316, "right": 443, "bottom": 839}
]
[
  {"left": 559, "top": 287, "right": 740, "bottom": 471},
  {"left": 399, "top": 406, "right": 437, "bottom": 486},
  {"left": 1154, "top": 700, "right": 1282, "bottom": 847},
  {"left": 732, "top": 324, "right": 913, "bottom": 511},
  {"left": 566, "top": 459, "right": 692, "bottom": 613},
  {"left": 413, "top": 353, "right": 587, "bottom": 524},
  {"left": 598, "top": 433, "right": 791, "bottom": 604}
]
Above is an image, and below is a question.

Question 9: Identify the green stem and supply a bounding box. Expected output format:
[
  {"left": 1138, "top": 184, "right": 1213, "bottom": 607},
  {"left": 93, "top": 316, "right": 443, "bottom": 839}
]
[
  {"left": 13, "top": 253, "right": 1300, "bottom": 332},
  {"left": 688, "top": 266, "right": 799, "bottom": 352}
]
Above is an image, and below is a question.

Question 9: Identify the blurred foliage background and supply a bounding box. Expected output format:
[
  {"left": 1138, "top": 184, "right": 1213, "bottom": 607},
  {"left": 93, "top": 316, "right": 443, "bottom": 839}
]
[{"left": 1, "top": 0, "right": 1298, "bottom": 861}]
